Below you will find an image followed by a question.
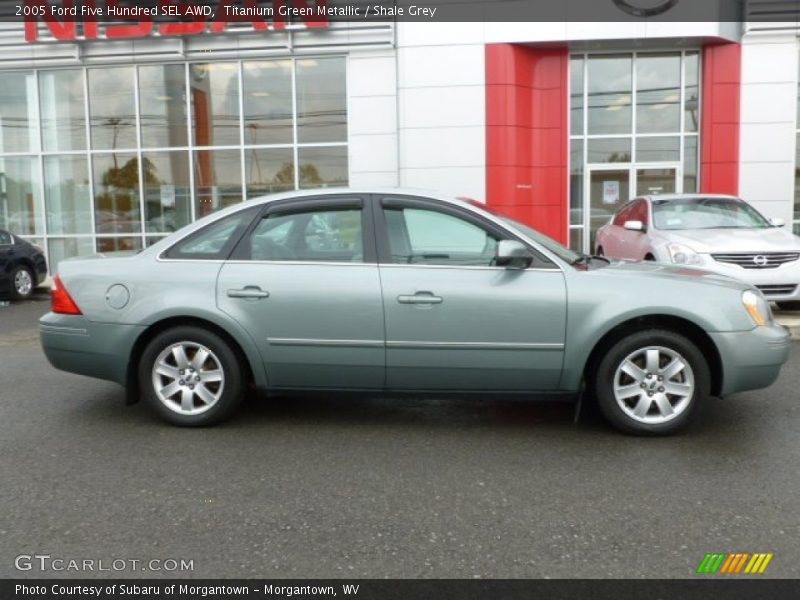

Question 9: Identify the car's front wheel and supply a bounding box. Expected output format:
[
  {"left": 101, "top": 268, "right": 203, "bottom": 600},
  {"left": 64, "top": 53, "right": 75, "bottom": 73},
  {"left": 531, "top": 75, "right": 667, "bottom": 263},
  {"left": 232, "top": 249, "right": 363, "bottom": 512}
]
[
  {"left": 139, "top": 326, "right": 245, "bottom": 426},
  {"left": 593, "top": 329, "right": 709, "bottom": 435}
]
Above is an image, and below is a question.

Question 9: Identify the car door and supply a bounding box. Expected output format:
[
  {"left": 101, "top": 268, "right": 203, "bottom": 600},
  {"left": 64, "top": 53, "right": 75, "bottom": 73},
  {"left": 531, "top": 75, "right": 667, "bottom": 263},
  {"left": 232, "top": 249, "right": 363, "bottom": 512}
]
[
  {"left": 216, "top": 195, "right": 385, "bottom": 390},
  {"left": 603, "top": 201, "right": 635, "bottom": 258},
  {"left": 626, "top": 200, "right": 652, "bottom": 259},
  {"left": 374, "top": 196, "right": 567, "bottom": 391}
]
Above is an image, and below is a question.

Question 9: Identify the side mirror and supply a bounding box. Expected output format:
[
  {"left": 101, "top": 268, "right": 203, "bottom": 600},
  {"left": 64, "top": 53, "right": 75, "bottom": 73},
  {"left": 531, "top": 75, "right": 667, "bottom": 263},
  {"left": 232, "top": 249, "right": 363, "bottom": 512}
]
[
  {"left": 769, "top": 217, "right": 785, "bottom": 228},
  {"left": 496, "top": 240, "right": 533, "bottom": 269},
  {"left": 623, "top": 220, "right": 645, "bottom": 232}
]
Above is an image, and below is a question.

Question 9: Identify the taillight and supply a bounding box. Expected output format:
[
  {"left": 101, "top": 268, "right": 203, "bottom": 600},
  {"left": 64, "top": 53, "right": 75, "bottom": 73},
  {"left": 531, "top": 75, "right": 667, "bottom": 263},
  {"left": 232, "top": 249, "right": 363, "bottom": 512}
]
[{"left": 51, "top": 275, "right": 82, "bottom": 315}]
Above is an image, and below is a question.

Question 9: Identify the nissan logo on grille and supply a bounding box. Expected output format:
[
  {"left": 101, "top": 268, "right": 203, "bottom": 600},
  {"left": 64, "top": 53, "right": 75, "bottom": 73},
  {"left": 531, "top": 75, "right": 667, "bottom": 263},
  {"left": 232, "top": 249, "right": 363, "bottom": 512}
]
[{"left": 753, "top": 256, "right": 769, "bottom": 268}]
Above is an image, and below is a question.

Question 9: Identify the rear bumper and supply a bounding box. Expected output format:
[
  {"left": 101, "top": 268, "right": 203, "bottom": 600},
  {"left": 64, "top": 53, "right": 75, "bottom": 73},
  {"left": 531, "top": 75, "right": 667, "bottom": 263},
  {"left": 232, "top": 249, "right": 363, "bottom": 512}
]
[
  {"left": 39, "top": 312, "right": 144, "bottom": 385},
  {"left": 710, "top": 324, "right": 792, "bottom": 396}
]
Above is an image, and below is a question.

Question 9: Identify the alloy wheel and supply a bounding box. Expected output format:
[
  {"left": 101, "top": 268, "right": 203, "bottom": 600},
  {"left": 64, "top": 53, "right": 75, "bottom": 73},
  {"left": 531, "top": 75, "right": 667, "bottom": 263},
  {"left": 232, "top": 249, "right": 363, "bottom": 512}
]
[
  {"left": 612, "top": 345, "right": 694, "bottom": 424},
  {"left": 14, "top": 269, "right": 33, "bottom": 297},
  {"left": 151, "top": 341, "right": 225, "bottom": 416}
]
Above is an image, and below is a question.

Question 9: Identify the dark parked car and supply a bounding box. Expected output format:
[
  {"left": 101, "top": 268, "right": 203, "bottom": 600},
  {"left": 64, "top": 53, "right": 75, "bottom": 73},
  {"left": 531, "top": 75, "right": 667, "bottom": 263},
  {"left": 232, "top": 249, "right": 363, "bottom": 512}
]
[{"left": 0, "top": 230, "right": 48, "bottom": 300}]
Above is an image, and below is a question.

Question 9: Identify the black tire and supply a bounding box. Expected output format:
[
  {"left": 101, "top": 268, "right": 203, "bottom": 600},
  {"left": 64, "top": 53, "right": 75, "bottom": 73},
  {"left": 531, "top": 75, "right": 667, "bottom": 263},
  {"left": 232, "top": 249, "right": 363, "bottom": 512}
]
[
  {"left": 596, "top": 247, "right": 604, "bottom": 256},
  {"left": 592, "top": 329, "right": 710, "bottom": 436},
  {"left": 9, "top": 265, "right": 35, "bottom": 300},
  {"left": 776, "top": 301, "right": 800, "bottom": 311},
  {"left": 138, "top": 326, "right": 245, "bottom": 426},
  {"left": 644, "top": 254, "right": 656, "bottom": 261}
]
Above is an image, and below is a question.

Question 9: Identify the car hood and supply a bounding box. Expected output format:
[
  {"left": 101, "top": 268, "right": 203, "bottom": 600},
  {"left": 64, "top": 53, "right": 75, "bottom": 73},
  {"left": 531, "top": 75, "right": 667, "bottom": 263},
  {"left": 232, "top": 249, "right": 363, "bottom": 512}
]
[
  {"left": 660, "top": 227, "right": 800, "bottom": 253},
  {"left": 601, "top": 259, "right": 751, "bottom": 292}
]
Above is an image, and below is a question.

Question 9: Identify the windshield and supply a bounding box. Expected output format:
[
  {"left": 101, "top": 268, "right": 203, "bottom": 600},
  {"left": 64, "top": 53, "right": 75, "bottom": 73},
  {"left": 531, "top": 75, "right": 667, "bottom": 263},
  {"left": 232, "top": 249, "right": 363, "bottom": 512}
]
[
  {"left": 499, "top": 216, "right": 581, "bottom": 264},
  {"left": 652, "top": 197, "right": 770, "bottom": 230}
]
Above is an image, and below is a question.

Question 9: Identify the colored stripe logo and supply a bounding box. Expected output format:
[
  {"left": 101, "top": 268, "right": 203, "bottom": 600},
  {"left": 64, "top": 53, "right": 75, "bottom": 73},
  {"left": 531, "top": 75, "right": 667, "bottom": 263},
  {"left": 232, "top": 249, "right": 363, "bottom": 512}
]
[{"left": 697, "top": 553, "right": 773, "bottom": 574}]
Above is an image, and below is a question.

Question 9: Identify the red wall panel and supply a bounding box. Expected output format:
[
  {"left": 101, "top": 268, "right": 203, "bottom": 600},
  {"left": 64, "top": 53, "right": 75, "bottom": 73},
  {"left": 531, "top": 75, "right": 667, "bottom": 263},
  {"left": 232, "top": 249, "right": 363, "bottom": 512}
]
[
  {"left": 700, "top": 42, "right": 741, "bottom": 195},
  {"left": 485, "top": 44, "right": 569, "bottom": 244}
]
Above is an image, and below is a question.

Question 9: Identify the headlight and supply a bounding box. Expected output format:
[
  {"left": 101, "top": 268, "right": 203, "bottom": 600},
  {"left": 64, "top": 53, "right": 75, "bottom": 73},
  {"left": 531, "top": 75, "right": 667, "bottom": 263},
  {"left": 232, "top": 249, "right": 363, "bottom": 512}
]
[
  {"left": 742, "top": 290, "right": 772, "bottom": 327},
  {"left": 667, "top": 243, "right": 704, "bottom": 266}
]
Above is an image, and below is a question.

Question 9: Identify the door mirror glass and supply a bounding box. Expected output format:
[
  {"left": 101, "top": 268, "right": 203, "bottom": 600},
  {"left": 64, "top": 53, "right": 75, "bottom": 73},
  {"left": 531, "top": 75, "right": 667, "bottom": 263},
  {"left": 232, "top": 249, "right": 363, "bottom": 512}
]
[
  {"left": 769, "top": 217, "right": 786, "bottom": 228},
  {"left": 495, "top": 240, "right": 533, "bottom": 269},
  {"left": 623, "top": 220, "right": 645, "bottom": 232}
]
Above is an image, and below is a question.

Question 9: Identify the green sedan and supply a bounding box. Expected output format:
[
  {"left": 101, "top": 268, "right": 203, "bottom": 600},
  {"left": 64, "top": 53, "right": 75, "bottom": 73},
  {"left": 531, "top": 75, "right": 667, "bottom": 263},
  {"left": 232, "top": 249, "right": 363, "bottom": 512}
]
[{"left": 40, "top": 190, "right": 791, "bottom": 435}]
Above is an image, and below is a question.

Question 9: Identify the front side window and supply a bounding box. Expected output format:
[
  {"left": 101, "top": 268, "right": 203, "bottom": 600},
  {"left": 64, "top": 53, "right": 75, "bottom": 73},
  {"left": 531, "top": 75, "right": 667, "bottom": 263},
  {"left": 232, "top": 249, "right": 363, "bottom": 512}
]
[
  {"left": 248, "top": 208, "right": 363, "bottom": 262},
  {"left": 385, "top": 208, "right": 499, "bottom": 266},
  {"left": 0, "top": 231, "right": 12, "bottom": 245},
  {"left": 165, "top": 209, "right": 255, "bottom": 260}
]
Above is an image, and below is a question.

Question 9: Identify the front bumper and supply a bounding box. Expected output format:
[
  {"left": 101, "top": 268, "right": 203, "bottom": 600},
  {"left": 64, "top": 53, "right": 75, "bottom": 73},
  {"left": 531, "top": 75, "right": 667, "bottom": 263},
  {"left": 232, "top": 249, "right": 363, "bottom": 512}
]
[
  {"left": 40, "top": 312, "right": 144, "bottom": 385},
  {"left": 710, "top": 324, "right": 792, "bottom": 396}
]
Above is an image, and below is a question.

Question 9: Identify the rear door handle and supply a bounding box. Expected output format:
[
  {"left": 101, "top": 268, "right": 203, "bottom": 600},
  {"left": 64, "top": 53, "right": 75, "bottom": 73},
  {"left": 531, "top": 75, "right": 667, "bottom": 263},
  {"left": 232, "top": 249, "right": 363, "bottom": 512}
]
[
  {"left": 397, "top": 291, "right": 443, "bottom": 305},
  {"left": 227, "top": 286, "right": 269, "bottom": 300}
]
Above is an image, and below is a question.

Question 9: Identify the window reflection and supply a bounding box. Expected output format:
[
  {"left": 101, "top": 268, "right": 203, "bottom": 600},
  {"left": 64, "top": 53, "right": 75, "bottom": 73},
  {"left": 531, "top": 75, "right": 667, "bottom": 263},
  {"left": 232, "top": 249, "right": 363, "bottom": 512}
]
[
  {"left": 139, "top": 64, "right": 188, "bottom": 148},
  {"left": 587, "top": 56, "right": 632, "bottom": 135},
  {"left": 92, "top": 153, "right": 141, "bottom": 234},
  {"left": 0, "top": 157, "right": 43, "bottom": 236},
  {"left": 587, "top": 138, "right": 631, "bottom": 163},
  {"left": 190, "top": 63, "right": 240, "bottom": 147},
  {"left": 298, "top": 147, "right": 348, "bottom": 188},
  {"left": 0, "top": 72, "right": 38, "bottom": 153},
  {"left": 88, "top": 67, "right": 137, "bottom": 151},
  {"left": 96, "top": 236, "right": 142, "bottom": 253},
  {"left": 685, "top": 52, "right": 700, "bottom": 133},
  {"left": 142, "top": 151, "right": 191, "bottom": 233},
  {"left": 40, "top": 70, "right": 86, "bottom": 152},
  {"left": 48, "top": 237, "right": 94, "bottom": 272},
  {"left": 243, "top": 60, "right": 293, "bottom": 145},
  {"left": 570, "top": 139, "right": 583, "bottom": 225},
  {"left": 636, "top": 54, "right": 681, "bottom": 134},
  {"left": 684, "top": 136, "right": 698, "bottom": 193},
  {"left": 296, "top": 58, "right": 347, "bottom": 143},
  {"left": 570, "top": 57, "right": 584, "bottom": 136},
  {"left": 194, "top": 149, "right": 242, "bottom": 217},
  {"left": 44, "top": 156, "right": 92, "bottom": 235},
  {"left": 246, "top": 147, "right": 295, "bottom": 198},
  {"left": 636, "top": 136, "right": 680, "bottom": 162}
]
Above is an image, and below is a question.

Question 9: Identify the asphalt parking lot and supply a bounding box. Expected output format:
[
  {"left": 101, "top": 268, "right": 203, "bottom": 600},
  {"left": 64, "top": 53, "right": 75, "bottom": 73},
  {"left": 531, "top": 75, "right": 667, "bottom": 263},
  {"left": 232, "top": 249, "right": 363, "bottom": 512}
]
[{"left": 1, "top": 294, "right": 799, "bottom": 579}]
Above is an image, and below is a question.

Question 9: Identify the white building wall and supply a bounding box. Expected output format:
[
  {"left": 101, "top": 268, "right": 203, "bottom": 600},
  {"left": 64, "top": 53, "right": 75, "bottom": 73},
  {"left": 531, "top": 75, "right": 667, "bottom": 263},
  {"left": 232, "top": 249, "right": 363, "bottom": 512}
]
[{"left": 739, "top": 31, "right": 799, "bottom": 224}]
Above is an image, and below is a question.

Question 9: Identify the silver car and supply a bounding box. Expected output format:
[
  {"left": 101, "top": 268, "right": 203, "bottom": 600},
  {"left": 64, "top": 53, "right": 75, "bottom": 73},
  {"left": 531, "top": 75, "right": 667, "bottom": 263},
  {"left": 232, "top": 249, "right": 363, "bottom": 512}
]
[
  {"left": 40, "top": 189, "right": 791, "bottom": 435},
  {"left": 595, "top": 194, "right": 800, "bottom": 310}
]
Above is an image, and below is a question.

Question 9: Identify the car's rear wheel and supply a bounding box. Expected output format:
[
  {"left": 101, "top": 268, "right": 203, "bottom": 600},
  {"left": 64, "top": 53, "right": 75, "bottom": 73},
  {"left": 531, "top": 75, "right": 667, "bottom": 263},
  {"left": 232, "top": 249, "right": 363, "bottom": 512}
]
[
  {"left": 776, "top": 301, "right": 800, "bottom": 311},
  {"left": 10, "top": 265, "right": 34, "bottom": 300},
  {"left": 139, "top": 326, "right": 244, "bottom": 426},
  {"left": 593, "top": 329, "right": 709, "bottom": 435}
]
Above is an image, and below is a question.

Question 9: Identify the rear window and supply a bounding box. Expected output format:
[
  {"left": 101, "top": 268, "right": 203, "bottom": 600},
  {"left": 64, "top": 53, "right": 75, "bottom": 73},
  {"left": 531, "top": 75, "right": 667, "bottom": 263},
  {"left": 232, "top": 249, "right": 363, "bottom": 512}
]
[{"left": 164, "top": 208, "right": 257, "bottom": 260}]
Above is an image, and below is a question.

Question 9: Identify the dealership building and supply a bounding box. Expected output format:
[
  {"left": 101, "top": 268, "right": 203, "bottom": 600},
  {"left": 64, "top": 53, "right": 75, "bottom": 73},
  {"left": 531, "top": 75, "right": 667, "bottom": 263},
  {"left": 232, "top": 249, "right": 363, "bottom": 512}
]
[{"left": 1, "top": 5, "right": 800, "bottom": 270}]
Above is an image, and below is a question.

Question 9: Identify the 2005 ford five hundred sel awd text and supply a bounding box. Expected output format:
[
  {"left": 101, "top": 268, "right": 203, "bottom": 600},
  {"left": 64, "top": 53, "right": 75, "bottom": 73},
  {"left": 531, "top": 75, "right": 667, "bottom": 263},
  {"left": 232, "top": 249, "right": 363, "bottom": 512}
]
[{"left": 39, "top": 189, "right": 791, "bottom": 435}]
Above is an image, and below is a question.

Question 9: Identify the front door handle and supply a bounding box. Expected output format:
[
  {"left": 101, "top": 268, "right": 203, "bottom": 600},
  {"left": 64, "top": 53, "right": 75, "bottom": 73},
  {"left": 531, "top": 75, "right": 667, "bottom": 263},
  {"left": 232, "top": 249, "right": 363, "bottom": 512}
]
[
  {"left": 397, "top": 291, "right": 443, "bottom": 305},
  {"left": 227, "top": 286, "right": 270, "bottom": 300}
]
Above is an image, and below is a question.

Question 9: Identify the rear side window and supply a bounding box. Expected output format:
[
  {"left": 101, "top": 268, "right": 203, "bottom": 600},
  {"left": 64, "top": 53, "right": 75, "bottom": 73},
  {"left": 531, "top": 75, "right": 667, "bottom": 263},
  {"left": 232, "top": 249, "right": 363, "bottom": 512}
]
[
  {"left": 164, "top": 208, "right": 256, "bottom": 260},
  {"left": 0, "top": 231, "right": 12, "bottom": 245},
  {"left": 247, "top": 208, "right": 364, "bottom": 262}
]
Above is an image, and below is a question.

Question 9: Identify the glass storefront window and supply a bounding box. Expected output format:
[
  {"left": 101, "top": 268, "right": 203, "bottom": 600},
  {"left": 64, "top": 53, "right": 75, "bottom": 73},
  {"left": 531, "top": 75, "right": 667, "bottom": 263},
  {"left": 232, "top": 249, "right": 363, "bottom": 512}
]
[
  {"left": 0, "top": 72, "right": 38, "bottom": 153},
  {"left": 570, "top": 57, "right": 584, "bottom": 136},
  {"left": 636, "top": 136, "right": 680, "bottom": 162},
  {"left": 245, "top": 147, "right": 295, "bottom": 198},
  {"left": 194, "top": 149, "right": 242, "bottom": 218},
  {"left": 142, "top": 151, "right": 192, "bottom": 234},
  {"left": 570, "top": 139, "right": 583, "bottom": 225},
  {"left": 92, "top": 153, "right": 141, "bottom": 234},
  {"left": 139, "top": 64, "right": 189, "bottom": 148},
  {"left": 1, "top": 57, "right": 348, "bottom": 269},
  {"left": 43, "top": 155, "right": 92, "bottom": 235},
  {"left": 587, "top": 138, "right": 631, "bottom": 163},
  {"left": 685, "top": 52, "right": 700, "bottom": 133},
  {"left": 48, "top": 237, "right": 94, "bottom": 272},
  {"left": 88, "top": 67, "right": 137, "bottom": 151},
  {"left": 190, "top": 62, "right": 240, "bottom": 147},
  {"left": 40, "top": 70, "right": 86, "bottom": 152},
  {"left": 296, "top": 58, "right": 347, "bottom": 143},
  {"left": 0, "top": 157, "right": 43, "bottom": 236},
  {"left": 298, "top": 146, "right": 348, "bottom": 188},
  {"left": 587, "top": 55, "right": 632, "bottom": 135},
  {"left": 684, "top": 136, "right": 698, "bottom": 193},
  {"left": 636, "top": 54, "right": 681, "bottom": 134},
  {"left": 243, "top": 60, "right": 293, "bottom": 145}
]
